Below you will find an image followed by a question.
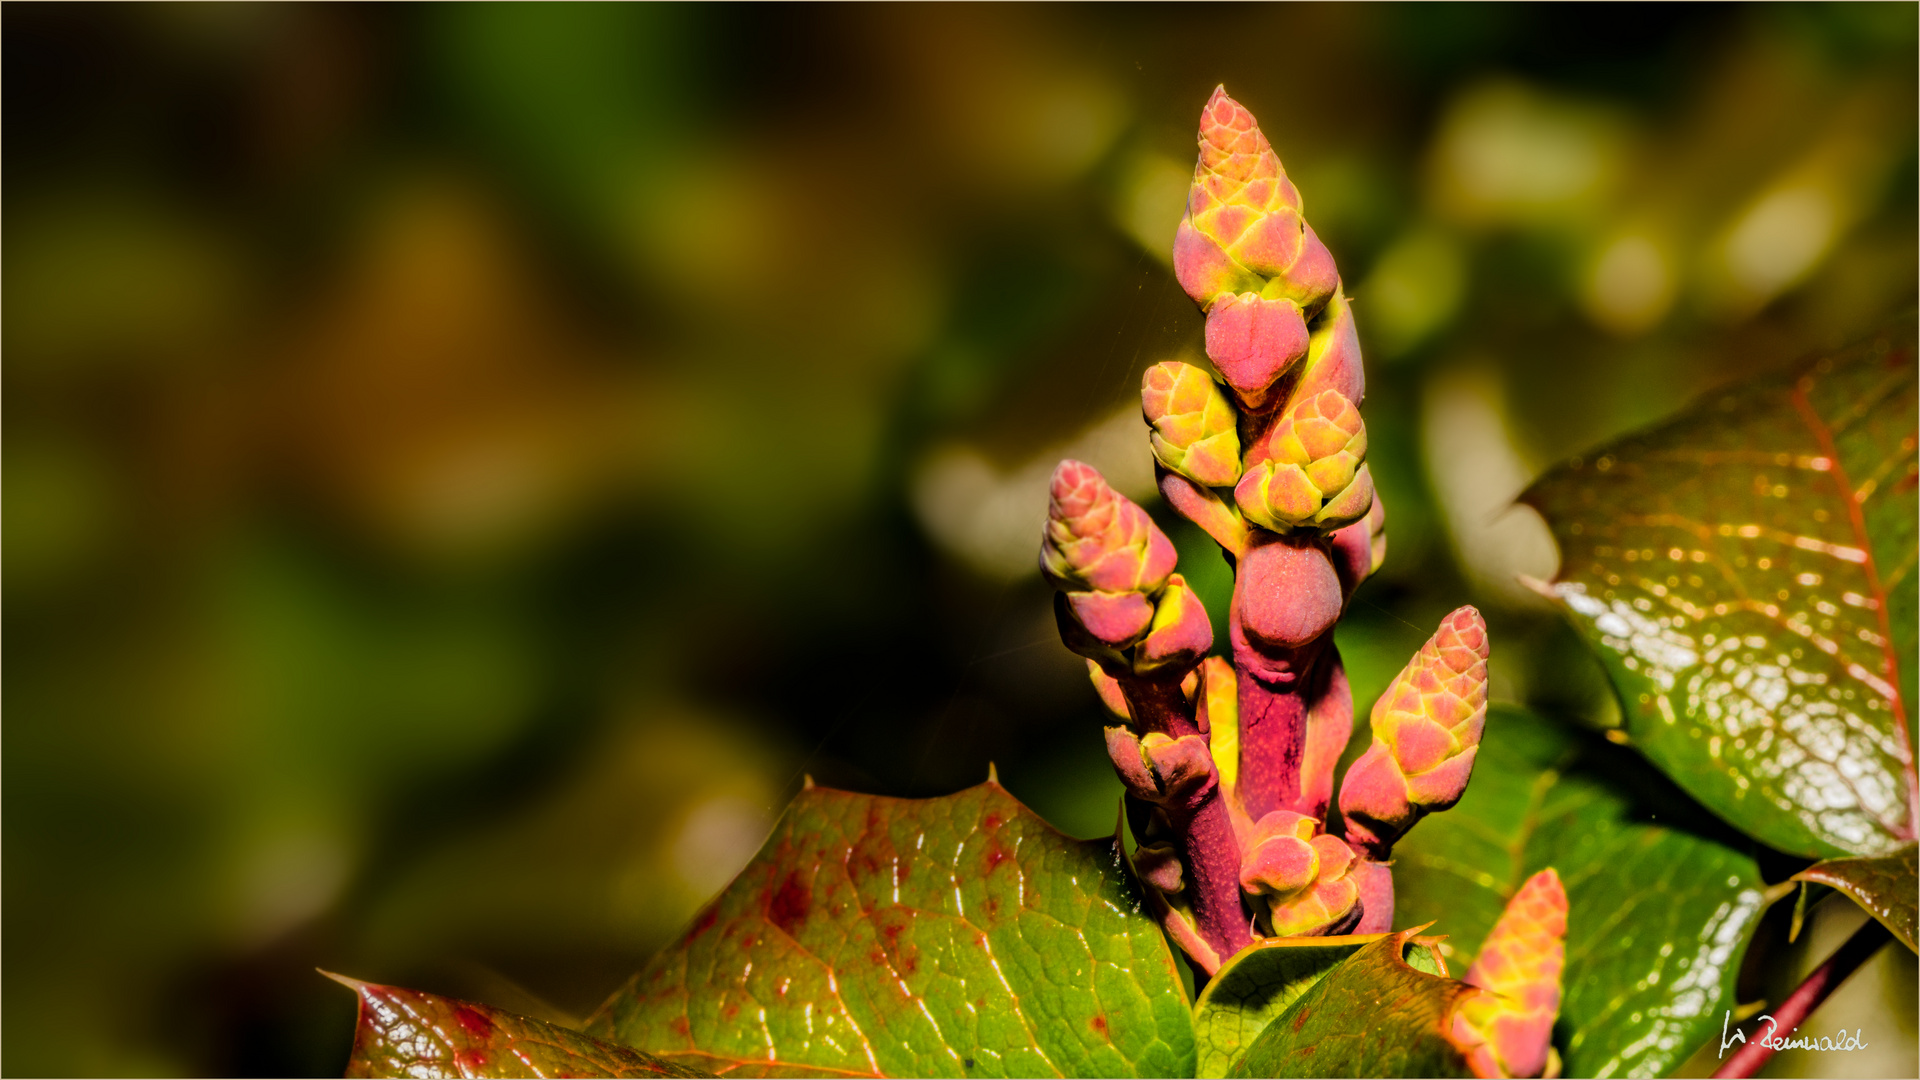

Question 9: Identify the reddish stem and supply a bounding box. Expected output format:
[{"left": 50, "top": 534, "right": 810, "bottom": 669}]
[
  {"left": 1230, "top": 626, "right": 1335, "bottom": 822},
  {"left": 1710, "top": 917, "right": 1893, "bottom": 1079},
  {"left": 1120, "top": 677, "right": 1253, "bottom": 963}
]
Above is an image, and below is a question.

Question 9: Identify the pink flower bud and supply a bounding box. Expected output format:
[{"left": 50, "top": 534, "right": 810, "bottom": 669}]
[
  {"left": 1040, "top": 460, "right": 1177, "bottom": 595},
  {"left": 1339, "top": 606, "right": 1491, "bottom": 855},
  {"left": 1203, "top": 294, "right": 1311, "bottom": 409},
  {"left": 1232, "top": 535, "right": 1343, "bottom": 654},
  {"left": 1239, "top": 811, "right": 1319, "bottom": 895},
  {"left": 1181, "top": 88, "right": 1338, "bottom": 317},
  {"left": 1141, "top": 362, "right": 1243, "bottom": 487},
  {"left": 1235, "top": 390, "right": 1371, "bottom": 533},
  {"left": 1453, "top": 869, "right": 1568, "bottom": 1080}
]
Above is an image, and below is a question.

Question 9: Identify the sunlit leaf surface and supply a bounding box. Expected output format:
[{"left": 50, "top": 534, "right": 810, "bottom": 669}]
[
  {"left": 585, "top": 781, "right": 1195, "bottom": 1078},
  {"left": 336, "top": 976, "right": 708, "bottom": 1078},
  {"left": 1191, "top": 933, "right": 1443, "bottom": 1078},
  {"left": 1525, "top": 321, "right": 1918, "bottom": 857},
  {"left": 1793, "top": 844, "right": 1918, "bottom": 953},
  {"left": 1393, "top": 706, "right": 1766, "bottom": 1079},
  {"left": 1227, "top": 931, "right": 1474, "bottom": 1079}
]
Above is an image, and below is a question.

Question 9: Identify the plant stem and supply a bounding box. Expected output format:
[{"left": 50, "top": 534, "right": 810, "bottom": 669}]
[
  {"left": 1710, "top": 917, "right": 1893, "bottom": 1079},
  {"left": 1119, "top": 677, "right": 1253, "bottom": 963}
]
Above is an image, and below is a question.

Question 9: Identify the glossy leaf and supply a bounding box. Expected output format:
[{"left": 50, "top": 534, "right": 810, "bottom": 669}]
[
  {"left": 333, "top": 975, "right": 707, "bottom": 1078},
  {"left": 1392, "top": 706, "right": 1768, "bottom": 1079},
  {"left": 584, "top": 781, "right": 1195, "bottom": 1078},
  {"left": 1793, "top": 843, "right": 1918, "bottom": 953},
  {"left": 1192, "top": 933, "right": 1443, "bottom": 1078},
  {"left": 1227, "top": 930, "right": 1477, "bottom": 1079},
  {"left": 1524, "top": 321, "right": 1918, "bottom": 858}
]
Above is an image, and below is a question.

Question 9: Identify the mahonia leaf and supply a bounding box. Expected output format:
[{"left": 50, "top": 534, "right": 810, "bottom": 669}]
[
  {"left": 585, "top": 781, "right": 1196, "bottom": 1078},
  {"left": 1226, "top": 930, "right": 1476, "bottom": 1079},
  {"left": 1792, "top": 843, "right": 1918, "bottom": 953},
  {"left": 1393, "top": 706, "right": 1766, "bottom": 1079},
  {"left": 1524, "top": 319, "right": 1918, "bottom": 858},
  {"left": 332, "top": 975, "right": 708, "bottom": 1078},
  {"left": 1192, "top": 933, "right": 1444, "bottom": 1079}
]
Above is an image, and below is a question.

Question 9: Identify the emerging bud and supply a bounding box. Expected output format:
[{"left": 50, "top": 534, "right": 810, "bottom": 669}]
[
  {"left": 1235, "top": 390, "right": 1373, "bottom": 533},
  {"left": 1202, "top": 294, "right": 1310, "bottom": 410},
  {"left": 1339, "top": 606, "right": 1491, "bottom": 856},
  {"left": 1237, "top": 811, "right": 1362, "bottom": 937},
  {"left": 1105, "top": 726, "right": 1217, "bottom": 810},
  {"left": 1239, "top": 811, "right": 1319, "bottom": 896},
  {"left": 1453, "top": 870, "right": 1568, "bottom": 1079},
  {"left": 1142, "top": 362, "right": 1242, "bottom": 487},
  {"left": 1176, "top": 88, "right": 1339, "bottom": 314},
  {"left": 1041, "top": 460, "right": 1177, "bottom": 595}
]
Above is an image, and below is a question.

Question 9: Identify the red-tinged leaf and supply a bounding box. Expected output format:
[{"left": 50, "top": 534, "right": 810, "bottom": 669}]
[
  {"left": 1191, "top": 932, "right": 1445, "bottom": 1078},
  {"left": 1792, "top": 843, "right": 1917, "bottom": 953},
  {"left": 332, "top": 974, "right": 708, "bottom": 1078},
  {"left": 1226, "top": 929, "right": 1480, "bottom": 1079},
  {"left": 584, "top": 780, "right": 1195, "bottom": 1079},
  {"left": 1525, "top": 318, "right": 1919, "bottom": 858}
]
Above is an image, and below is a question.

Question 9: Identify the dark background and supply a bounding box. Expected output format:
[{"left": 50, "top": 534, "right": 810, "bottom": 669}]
[{"left": 4, "top": 4, "right": 1914, "bottom": 1076}]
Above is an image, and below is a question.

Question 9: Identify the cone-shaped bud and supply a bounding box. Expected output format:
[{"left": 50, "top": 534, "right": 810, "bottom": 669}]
[
  {"left": 1203, "top": 294, "right": 1310, "bottom": 410},
  {"left": 1453, "top": 870, "right": 1568, "bottom": 1079},
  {"left": 1042, "top": 460, "right": 1177, "bottom": 596},
  {"left": 1042, "top": 461, "right": 1177, "bottom": 658},
  {"left": 1339, "top": 606, "right": 1490, "bottom": 856},
  {"left": 1135, "top": 841, "right": 1185, "bottom": 895},
  {"left": 1235, "top": 390, "right": 1372, "bottom": 533},
  {"left": 1175, "top": 88, "right": 1339, "bottom": 314},
  {"left": 1143, "top": 362, "right": 1242, "bottom": 487},
  {"left": 1133, "top": 574, "right": 1214, "bottom": 676}
]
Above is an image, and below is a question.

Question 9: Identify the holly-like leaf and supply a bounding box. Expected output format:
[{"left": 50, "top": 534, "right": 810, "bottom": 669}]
[
  {"left": 1792, "top": 843, "right": 1918, "bottom": 953},
  {"left": 1524, "top": 320, "right": 1918, "bottom": 859},
  {"left": 1192, "top": 933, "right": 1444, "bottom": 1079},
  {"left": 1227, "top": 930, "right": 1477, "bottom": 1079},
  {"left": 1392, "top": 706, "right": 1768, "bottom": 1079},
  {"left": 584, "top": 780, "right": 1195, "bottom": 1079},
  {"left": 332, "top": 974, "right": 708, "bottom": 1078}
]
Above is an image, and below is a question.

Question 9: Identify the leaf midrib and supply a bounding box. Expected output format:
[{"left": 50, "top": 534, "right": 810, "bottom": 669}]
[{"left": 1788, "top": 375, "right": 1919, "bottom": 839}]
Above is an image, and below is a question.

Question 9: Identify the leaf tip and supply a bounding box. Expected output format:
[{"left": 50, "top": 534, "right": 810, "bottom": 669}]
[
  {"left": 319, "top": 969, "right": 371, "bottom": 994},
  {"left": 801, "top": 773, "right": 816, "bottom": 791},
  {"left": 986, "top": 760, "right": 1000, "bottom": 785}
]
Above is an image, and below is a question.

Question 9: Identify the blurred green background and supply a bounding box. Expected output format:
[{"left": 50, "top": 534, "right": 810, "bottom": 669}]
[{"left": 4, "top": 4, "right": 1914, "bottom": 1077}]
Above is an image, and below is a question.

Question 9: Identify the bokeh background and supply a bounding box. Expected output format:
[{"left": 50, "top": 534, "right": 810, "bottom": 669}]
[{"left": 4, "top": 4, "right": 1915, "bottom": 1077}]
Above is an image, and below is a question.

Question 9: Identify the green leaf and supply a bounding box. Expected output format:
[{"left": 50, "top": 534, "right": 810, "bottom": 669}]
[
  {"left": 1392, "top": 706, "right": 1768, "bottom": 1079},
  {"left": 584, "top": 780, "right": 1196, "bottom": 1079},
  {"left": 1192, "top": 933, "right": 1444, "bottom": 1079},
  {"left": 1227, "top": 931, "right": 1476, "bottom": 1079},
  {"left": 1524, "top": 320, "right": 1918, "bottom": 858},
  {"left": 1792, "top": 843, "right": 1918, "bottom": 953},
  {"left": 332, "top": 974, "right": 708, "bottom": 1078}
]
